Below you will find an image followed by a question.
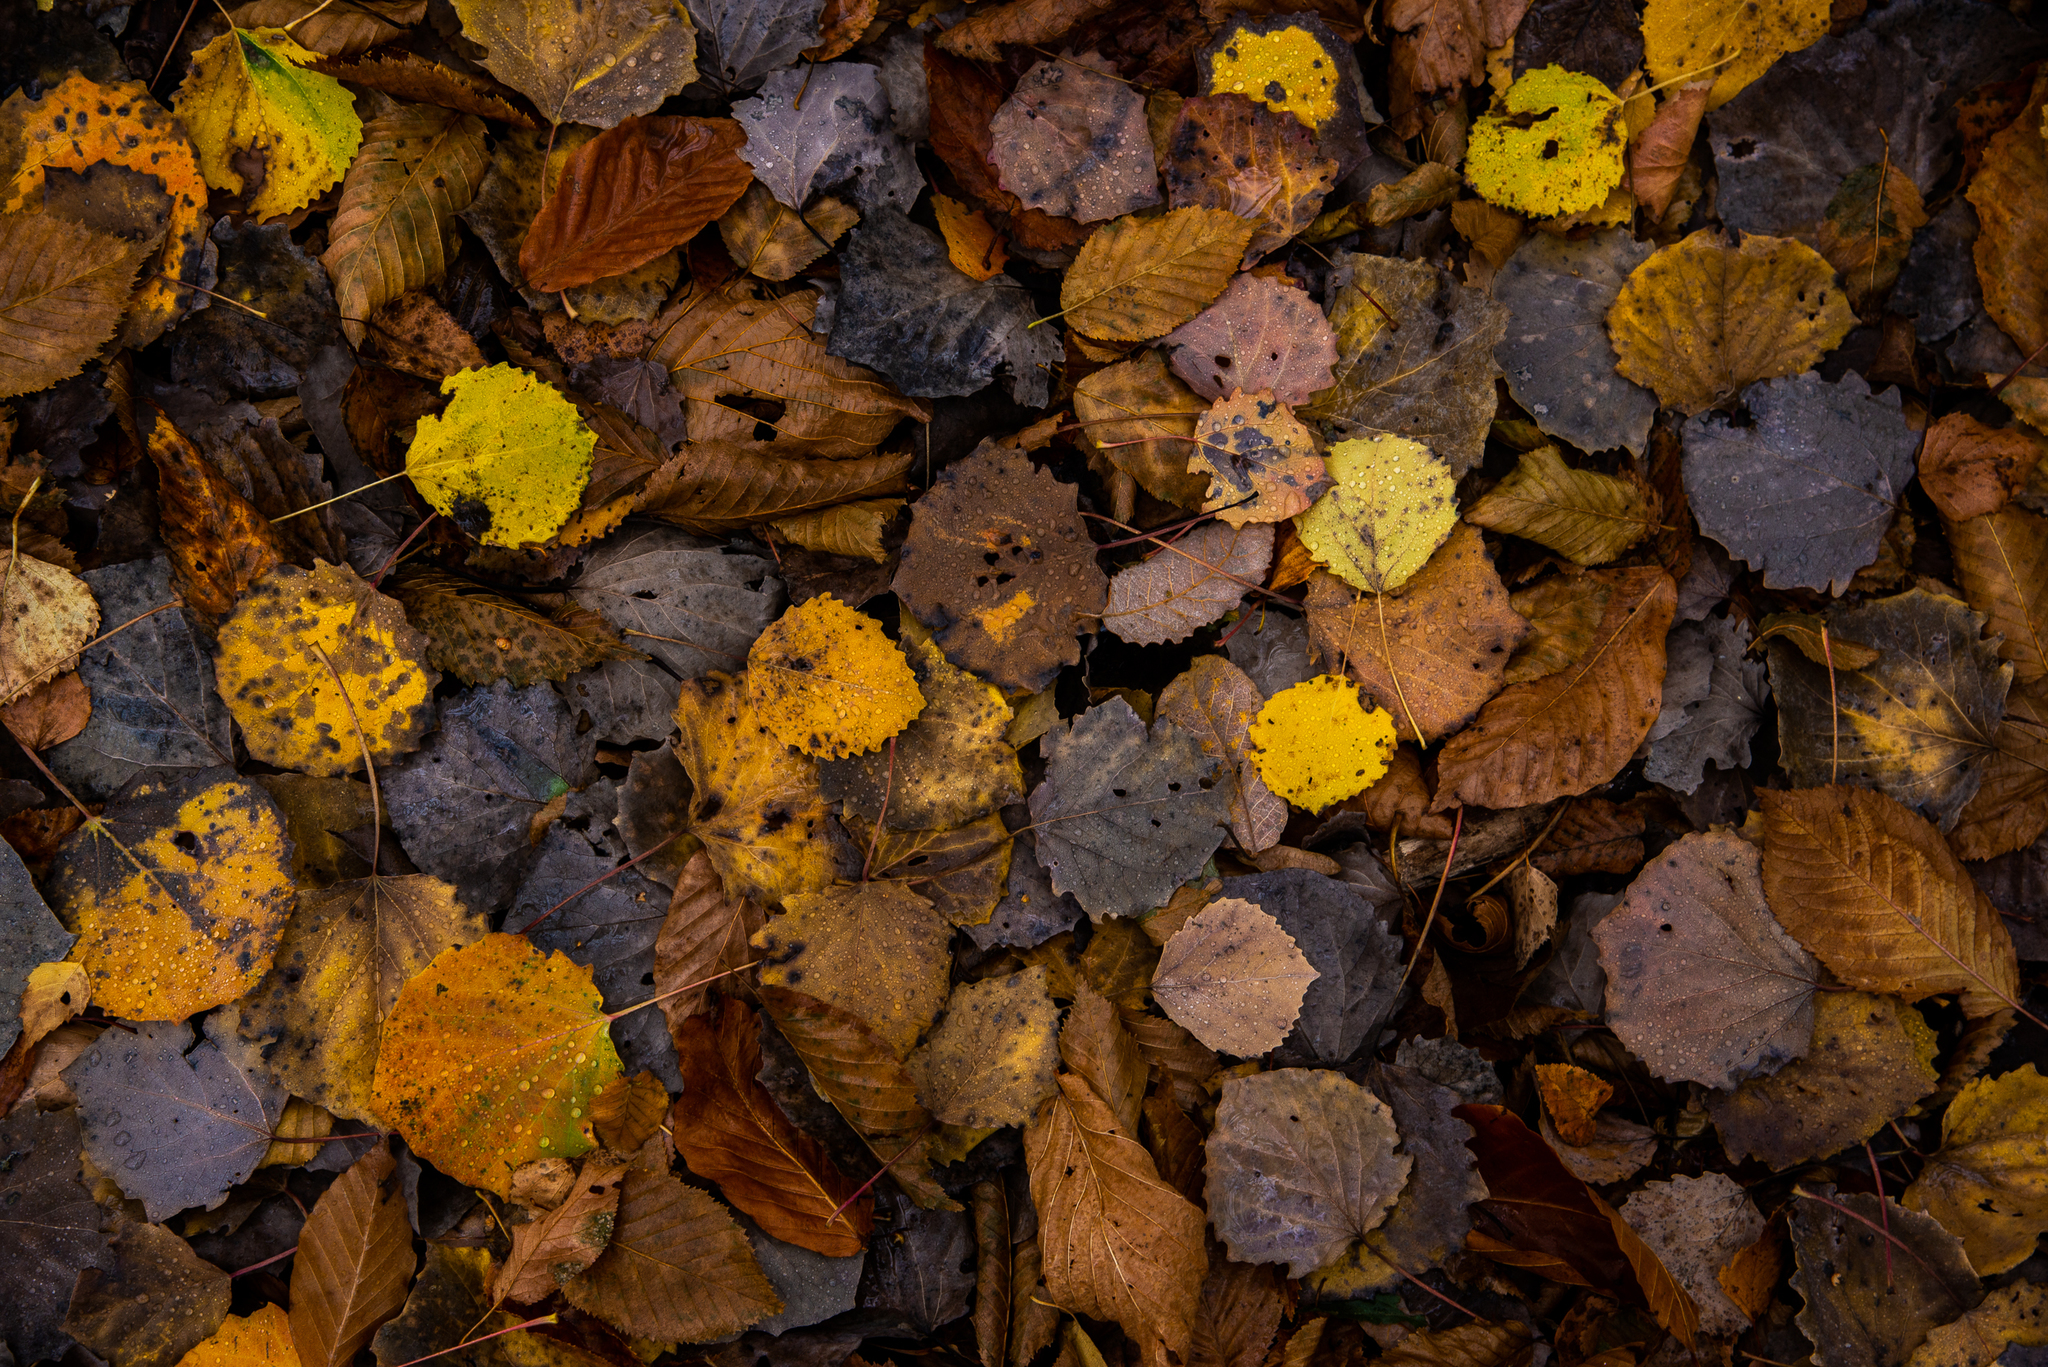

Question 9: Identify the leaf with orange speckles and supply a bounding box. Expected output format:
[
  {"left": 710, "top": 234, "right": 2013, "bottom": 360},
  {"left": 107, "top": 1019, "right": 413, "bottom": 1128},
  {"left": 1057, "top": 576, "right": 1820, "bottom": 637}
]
[
  {"left": 50, "top": 765, "right": 296, "bottom": 1022},
  {"left": 369, "top": 932, "right": 624, "bottom": 1198}
]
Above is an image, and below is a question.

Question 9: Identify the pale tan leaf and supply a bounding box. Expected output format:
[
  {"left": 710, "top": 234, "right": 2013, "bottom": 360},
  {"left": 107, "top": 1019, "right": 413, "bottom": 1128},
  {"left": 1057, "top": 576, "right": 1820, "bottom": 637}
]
[{"left": 1151, "top": 898, "right": 1317, "bottom": 1056}]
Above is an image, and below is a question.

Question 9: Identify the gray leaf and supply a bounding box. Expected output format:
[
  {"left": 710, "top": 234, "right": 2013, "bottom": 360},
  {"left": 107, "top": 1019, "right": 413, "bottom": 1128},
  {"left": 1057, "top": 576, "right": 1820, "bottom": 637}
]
[
  {"left": 1029, "top": 699, "right": 1228, "bottom": 921},
  {"left": 966, "top": 828, "right": 1085, "bottom": 951},
  {"left": 687, "top": 0, "right": 824, "bottom": 94},
  {"left": 1644, "top": 613, "right": 1769, "bottom": 795},
  {"left": 1682, "top": 372, "right": 1918, "bottom": 594},
  {"left": 1524, "top": 891, "right": 1615, "bottom": 1017},
  {"left": 48, "top": 558, "right": 234, "bottom": 799},
  {"left": 561, "top": 657, "right": 683, "bottom": 746},
  {"left": 1349, "top": 1063, "right": 1488, "bottom": 1287},
  {"left": 857, "top": 1189, "right": 975, "bottom": 1333},
  {"left": 1223, "top": 606, "right": 1316, "bottom": 697},
  {"left": 988, "top": 53, "right": 1159, "bottom": 224},
  {"left": 0, "top": 1107, "right": 112, "bottom": 1364},
  {"left": 743, "top": 1218, "right": 865, "bottom": 1336},
  {"left": 569, "top": 522, "right": 782, "bottom": 679},
  {"left": 735, "top": 64, "right": 909, "bottom": 211},
  {"left": 1789, "top": 1187, "right": 1980, "bottom": 1367},
  {"left": 1512, "top": 0, "right": 1643, "bottom": 87},
  {"left": 1222, "top": 868, "right": 1406, "bottom": 1065},
  {"left": 828, "top": 209, "right": 1058, "bottom": 407},
  {"left": 1493, "top": 230, "right": 1656, "bottom": 457},
  {"left": 0, "top": 841, "right": 73, "bottom": 1057},
  {"left": 63, "top": 1019, "right": 287, "bottom": 1223},
  {"left": 385, "top": 681, "right": 598, "bottom": 913},
  {"left": 1891, "top": 198, "right": 1985, "bottom": 342}
]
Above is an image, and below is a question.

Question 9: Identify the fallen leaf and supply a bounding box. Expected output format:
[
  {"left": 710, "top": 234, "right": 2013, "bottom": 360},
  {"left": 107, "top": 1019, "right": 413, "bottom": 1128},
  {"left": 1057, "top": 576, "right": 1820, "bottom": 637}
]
[
  {"left": 1593, "top": 832, "right": 1818, "bottom": 1089},
  {"left": 1152, "top": 898, "right": 1318, "bottom": 1055},
  {"left": 371, "top": 933, "right": 623, "bottom": 1196},
  {"left": 405, "top": 364, "right": 594, "bottom": 548},
  {"left": 390, "top": 569, "right": 640, "bottom": 687},
  {"left": 1206, "top": 1069, "right": 1409, "bottom": 1275},
  {"left": 494, "top": 1158, "right": 627, "bottom": 1303},
  {"left": 1304, "top": 523, "right": 1529, "bottom": 746},
  {"left": 689, "top": 0, "right": 822, "bottom": 94},
  {"left": 1162, "top": 95, "right": 1336, "bottom": 266},
  {"left": 1787, "top": 1186, "right": 1980, "bottom": 1367},
  {"left": 1640, "top": 0, "right": 1829, "bottom": 110},
  {"left": 0, "top": 551, "right": 97, "bottom": 705},
  {"left": 1030, "top": 698, "right": 1229, "bottom": 920},
  {"left": 1607, "top": 229, "right": 1856, "bottom": 416},
  {"left": 1163, "top": 274, "right": 1337, "bottom": 407},
  {"left": 1629, "top": 82, "right": 1711, "bottom": 221},
  {"left": 304, "top": 51, "right": 537, "bottom": 127},
  {"left": 1198, "top": 13, "right": 1372, "bottom": 156},
  {"left": 746, "top": 593, "right": 923, "bottom": 760},
  {"left": 1157, "top": 655, "right": 1287, "bottom": 853},
  {"left": 1466, "top": 66, "right": 1624, "bottom": 217},
  {"left": 923, "top": 43, "right": 1089, "bottom": 252},
  {"left": 892, "top": 442, "right": 1109, "bottom": 692},
  {"left": 1765, "top": 591, "right": 2012, "bottom": 830},
  {"left": 321, "top": 104, "right": 487, "bottom": 349},
  {"left": 448, "top": 0, "right": 698, "bottom": 125},
  {"left": 1105, "top": 521, "right": 1274, "bottom": 645},
  {"left": 1434, "top": 566, "right": 1675, "bottom": 810},
  {"left": 671, "top": 996, "right": 872, "bottom": 1256},
  {"left": 752, "top": 880, "right": 952, "bottom": 1055},
  {"left": 1383, "top": 0, "right": 1529, "bottom": 101},
  {"left": 1491, "top": 230, "right": 1658, "bottom": 458},
  {"left": 0, "top": 214, "right": 155, "bottom": 401},
  {"left": 1706, "top": 991, "right": 1938, "bottom": 1170},
  {"left": 175, "top": 26, "right": 362, "bottom": 221},
  {"left": 1952, "top": 681, "right": 2048, "bottom": 861},
  {"left": 760, "top": 983, "right": 931, "bottom": 1165},
  {"left": 521, "top": 116, "right": 752, "bottom": 292},
  {"left": 1248, "top": 674, "right": 1397, "bottom": 812},
  {"left": 1378, "top": 1323, "right": 1536, "bottom": 1367},
  {"left": 1057, "top": 207, "right": 1255, "bottom": 342},
  {"left": 1967, "top": 75, "right": 2048, "bottom": 361},
  {"left": 672, "top": 671, "right": 847, "bottom": 906},
  {"left": 1919, "top": 412, "right": 2048, "bottom": 523},
  {"left": 1644, "top": 611, "right": 1770, "bottom": 794},
  {"left": 1949, "top": 505, "right": 2048, "bottom": 684},
  {"left": 718, "top": 181, "right": 857, "bottom": 282},
  {"left": 1819, "top": 162, "right": 1929, "bottom": 309},
  {"left": 1903, "top": 1063, "right": 2048, "bottom": 1277},
  {"left": 174, "top": 1304, "right": 299, "bottom": 1367},
  {"left": 908, "top": 967, "right": 1063, "bottom": 1126},
  {"left": 934, "top": 0, "right": 1117, "bottom": 59},
  {"left": 1297, "top": 434, "right": 1458, "bottom": 594},
  {"left": 1466, "top": 444, "right": 1658, "bottom": 566},
  {"left": 1306, "top": 251, "right": 1509, "bottom": 476},
  {"left": 1224, "top": 868, "right": 1407, "bottom": 1064},
  {"left": 991, "top": 52, "right": 1159, "bottom": 223},
  {"left": 1071, "top": 353, "right": 1215, "bottom": 509},
  {"left": 1904, "top": 1284, "right": 2048, "bottom": 1367},
  {"left": 932, "top": 192, "right": 1008, "bottom": 280},
  {"left": 0, "top": 1107, "right": 111, "bottom": 1362},
  {"left": 290, "top": 1143, "right": 414, "bottom": 1367},
  {"left": 1535, "top": 1063, "right": 1612, "bottom": 1146},
  {"left": 1618, "top": 1174, "right": 1766, "bottom": 1338},
  {"left": 63, "top": 1215, "right": 230, "bottom": 1367}
]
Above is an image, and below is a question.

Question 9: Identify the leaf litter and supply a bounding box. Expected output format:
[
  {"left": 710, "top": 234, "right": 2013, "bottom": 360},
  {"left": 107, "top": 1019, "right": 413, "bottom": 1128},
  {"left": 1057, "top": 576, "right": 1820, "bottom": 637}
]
[{"left": 3, "top": 5, "right": 2048, "bottom": 1367}]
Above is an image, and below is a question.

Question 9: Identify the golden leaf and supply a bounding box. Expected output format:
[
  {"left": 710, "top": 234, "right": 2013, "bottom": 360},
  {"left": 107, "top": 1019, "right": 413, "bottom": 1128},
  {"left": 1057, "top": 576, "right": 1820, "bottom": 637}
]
[
  {"left": 1057, "top": 208, "right": 1255, "bottom": 342},
  {"left": 746, "top": 594, "right": 925, "bottom": 760}
]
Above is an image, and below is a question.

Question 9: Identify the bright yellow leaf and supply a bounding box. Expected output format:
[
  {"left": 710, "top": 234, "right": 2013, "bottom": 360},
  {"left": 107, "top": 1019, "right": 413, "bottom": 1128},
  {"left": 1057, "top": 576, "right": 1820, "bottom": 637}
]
[
  {"left": 175, "top": 26, "right": 363, "bottom": 220},
  {"left": 1467, "top": 66, "right": 1625, "bottom": 219},
  {"left": 173, "top": 1303, "right": 300, "bottom": 1367},
  {"left": 1641, "top": 0, "right": 1830, "bottom": 110},
  {"left": 747, "top": 594, "right": 925, "bottom": 760},
  {"left": 1247, "top": 674, "right": 1396, "bottom": 811},
  {"left": 214, "top": 561, "right": 439, "bottom": 778},
  {"left": 371, "top": 932, "right": 623, "bottom": 1197},
  {"left": 54, "top": 770, "right": 296, "bottom": 1020},
  {"left": 405, "top": 363, "right": 595, "bottom": 548},
  {"left": 1294, "top": 433, "right": 1458, "bottom": 594},
  {"left": 1201, "top": 21, "right": 1341, "bottom": 128}
]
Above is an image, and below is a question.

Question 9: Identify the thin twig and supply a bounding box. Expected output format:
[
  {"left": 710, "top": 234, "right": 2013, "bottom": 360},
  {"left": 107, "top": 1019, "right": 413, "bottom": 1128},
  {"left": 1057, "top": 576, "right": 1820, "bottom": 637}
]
[
  {"left": 1397, "top": 805, "right": 1464, "bottom": 993},
  {"left": 521, "top": 827, "right": 687, "bottom": 936}
]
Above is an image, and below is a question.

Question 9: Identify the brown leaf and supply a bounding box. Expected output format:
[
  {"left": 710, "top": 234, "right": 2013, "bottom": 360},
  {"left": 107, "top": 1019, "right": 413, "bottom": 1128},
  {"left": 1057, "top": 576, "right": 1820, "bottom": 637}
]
[
  {"left": 1761, "top": 785, "right": 2022, "bottom": 1017},
  {"left": 759, "top": 984, "right": 931, "bottom": 1148},
  {"left": 494, "top": 1158, "right": 628, "bottom": 1305},
  {"left": 971, "top": 1180, "right": 1016, "bottom": 1367},
  {"left": 310, "top": 52, "right": 538, "bottom": 126},
  {"left": 1304, "top": 524, "right": 1532, "bottom": 747},
  {"left": 1951, "top": 680, "right": 2048, "bottom": 861},
  {"left": 1162, "top": 94, "right": 1336, "bottom": 265},
  {"left": 1189, "top": 1255, "right": 1285, "bottom": 1367},
  {"left": 1628, "top": 82, "right": 1710, "bottom": 220},
  {"left": 936, "top": 0, "right": 1118, "bottom": 59},
  {"left": 654, "top": 849, "right": 766, "bottom": 1035},
  {"left": 591, "top": 1071, "right": 669, "bottom": 1153},
  {"left": 1027, "top": 1073, "right": 1207, "bottom": 1363},
  {"left": 0, "top": 213, "right": 155, "bottom": 401},
  {"left": 1058, "top": 208, "right": 1255, "bottom": 342},
  {"left": 1919, "top": 412, "right": 2048, "bottom": 522},
  {"left": 289, "top": 1143, "right": 415, "bottom": 1367},
  {"left": 990, "top": 52, "right": 1159, "bottom": 224},
  {"left": 1435, "top": 567, "right": 1675, "bottom": 810},
  {"left": 1157, "top": 655, "right": 1288, "bottom": 853},
  {"left": 636, "top": 440, "right": 912, "bottom": 535},
  {"left": 391, "top": 569, "right": 641, "bottom": 687},
  {"left": 1163, "top": 274, "right": 1339, "bottom": 408},
  {"left": 924, "top": 45, "right": 1090, "bottom": 252},
  {"left": 717, "top": 182, "right": 858, "bottom": 283},
  {"left": 563, "top": 1159, "right": 782, "bottom": 1341},
  {"left": 1949, "top": 505, "right": 2048, "bottom": 684},
  {"left": 670, "top": 996, "right": 873, "bottom": 1256},
  {"left": 1532, "top": 799, "right": 1646, "bottom": 877},
  {"left": 802, "top": 0, "right": 877, "bottom": 60},
  {"left": 1071, "top": 352, "right": 1214, "bottom": 509},
  {"left": 523, "top": 117, "right": 753, "bottom": 292},
  {"left": 229, "top": 0, "right": 421, "bottom": 56},
  {"left": 1968, "top": 74, "right": 2048, "bottom": 360},
  {"left": 1104, "top": 522, "right": 1273, "bottom": 646},
  {"left": 146, "top": 412, "right": 287, "bottom": 636},
  {"left": 1385, "top": 0, "right": 1531, "bottom": 95},
  {"left": 1057, "top": 983, "right": 1148, "bottom": 1139},
  {"left": 1, "top": 672, "right": 89, "bottom": 750}
]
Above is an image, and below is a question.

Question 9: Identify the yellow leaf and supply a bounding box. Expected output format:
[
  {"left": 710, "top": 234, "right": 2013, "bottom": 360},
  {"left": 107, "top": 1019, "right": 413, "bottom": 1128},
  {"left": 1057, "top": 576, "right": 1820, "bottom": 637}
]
[
  {"left": 1903, "top": 1064, "right": 2048, "bottom": 1276},
  {"left": 447, "top": 0, "right": 697, "bottom": 127},
  {"left": 1248, "top": 674, "right": 1396, "bottom": 812},
  {"left": 1294, "top": 433, "right": 1459, "bottom": 594},
  {"left": 1198, "top": 17, "right": 1344, "bottom": 131},
  {"left": 1607, "top": 228, "right": 1854, "bottom": 415},
  {"left": 173, "top": 1303, "right": 300, "bottom": 1367},
  {"left": 672, "top": 671, "right": 849, "bottom": 906},
  {"left": 1058, "top": 207, "right": 1256, "bottom": 342},
  {"left": 747, "top": 594, "right": 925, "bottom": 760},
  {"left": 0, "top": 550, "right": 98, "bottom": 702},
  {"left": 1464, "top": 444, "right": 1660, "bottom": 566},
  {"left": 766, "top": 499, "right": 902, "bottom": 563},
  {"left": 1905, "top": 1284, "right": 2048, "bottom": 1367},
  {"left": 1467, "top": 66, "right": 1625, "bottom": 218},
  {"left": 1535, "top": 1062, "right": 1613, "bottom": 1147},
  {"left": 907, "top": 966, "right": 1062, "bottom": 1126},
  {"left": 215, "top": 561, "right": 439, "bottom": 778},
  {"left": 17, "top": 961, "right": 89, "bottom": 1049},
  {"left": 371, "top": 932, "right": 623, "bottom": 1197},
  {"left": 752, "top": 881, "right": 954, "bottom": 1056},
  {"left": 175, "top": 26, "right": 363, "bottom": 220},
  {"left": 239, "top": 872, "right": 485, "bottom": 1123},
  {"left": 405, "top": 364, "right": 595, "bottom": 548},
  {"left": 1151, "top": 897, "right": 1318, "bottom": 1056},
  {"left": 933, "top": 192, "right": 1008, "bottom": 281},
  {"left": 1641, "top": 0, "right": 1830, "bottom": 110},
  {"left": 54, "top": 769, "right": 296, "bottom": 1020}
]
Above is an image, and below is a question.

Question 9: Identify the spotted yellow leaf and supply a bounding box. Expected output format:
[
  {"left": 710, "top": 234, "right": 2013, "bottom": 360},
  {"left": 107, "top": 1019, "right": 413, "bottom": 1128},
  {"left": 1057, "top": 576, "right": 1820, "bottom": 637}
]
[
  {"left": 215, "top": 561, "right": 439, "bottom": 778},
  {"left": 1467, "top": 67, "right": 1625, "bottom": 219},
  {"left": 1294, "top": 433, "right": 1458, "bottom": 594},
  {"left": 405, "top": 364, "right": 596, "bottom": 548},
  {"left": 1248, "top": 674, "right": 1396, "bottom": 812},
  {"left": 747, "top": 593, "right": 925, "bottom": 759},
  {"left": 176, "top": 26, "right": 363, "bottom": 220}
]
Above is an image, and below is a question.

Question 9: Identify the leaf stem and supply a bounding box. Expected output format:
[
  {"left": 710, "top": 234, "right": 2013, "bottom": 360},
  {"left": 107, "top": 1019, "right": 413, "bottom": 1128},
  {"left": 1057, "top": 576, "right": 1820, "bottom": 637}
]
[{"left": 1396, "top": 804, "right": 1463, "bottom": 994}]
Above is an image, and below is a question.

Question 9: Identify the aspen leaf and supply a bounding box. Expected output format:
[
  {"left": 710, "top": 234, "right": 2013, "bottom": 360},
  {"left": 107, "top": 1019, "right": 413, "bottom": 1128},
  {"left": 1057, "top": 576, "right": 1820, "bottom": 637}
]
[
  {"left": 370, "top": 933, "right": 624, "bottom": 1197},
  {"left": 753, "top": 881, "right": 952, "bottom": 1055},
  {"left": 1607, "top": 230, "right": 1855, "bottom": 415},
  {"left": 1905, "top": 1284, "right": 2048, "bottom": 1367},
  {"left": 448, "top": 0, "right": 698, "bottom": 127},
  {"left": 405, "top": 366, "right": 595, "bottom": 548},
  {"left": 1196, "top": 13, "right": 1369, "bottom": 157},
  {"left": 908, "top": 966, "right": 1062, "bottom": 1127},
  {"left": 1903, "top": 1064, "right": 2048, "bottom": 1277},
  {"left": 1787, "top": 1186, "right": 1980, "bottom": 1367},
  {"left": 1156, "top": 654, "right": 1287, "bottom": 854},
  {"left": 932, "top": 193, "right": 1007, "bottom": 280},
  {"left": 1467, "top": 67, "right": 1625, "bottom": 218},
  {"left": 215, "top": 561, "right": 438, "bottom": 779},
  {"left": 1104, "top": 521, "right": 1274, "bottom": 646},
  {"left": 495, "top": 1158, "right": 626, "bottom": 1303},
  {"left": 1190, "top": 394, "right": 1330, "bottom": 527},
  {"left": 746, "top": 594, "right": 924, "bottom": 760},
  {"left": 1163, "top": 95, "right": 1336, "bottom": 267},
  {"left": 1071, "top": 353, "right": 1214, "bottom": 509},
  {"left": 174, "top": 1303, "right": 299, "bottom": 1367},
  {"left": 1152, "top": 897, "right": 1318, "bottom": 1056},
  {"left": 717, "top": 181, "right": 857, "bottom": 282},
  {"left": 989, "top": 52, "right": 1159, "bottom": 224},
  {"left": 53, "top": 768, "right": 295, "bottom": 1022},
  {"left": 1057, "top": 207, "right": 1256, "bottom": 342},
  {"left": 1464, "top": 445, "right": 1659, "bottom": 567},
  {"left": 1163, "top": 274, "right": 1338, "bottom": 406},
  {"left": 175, "top": 26, "right": 362, "bottom": 221},
  {"left": 1640, "top": 0, "right": 1830, "bottom": 110},
  {"left": 1535, "top": 1064, "right": 1611, "bottom": 1147},
  {"left": 1248, "top": 675, "right": 1396, "bottom": 813},
  {"left": 0, "top": 550, "right": 97, "bottom": 703},
  {"left": 1296, "top": 434, "right": 1458, "bottom": 595}
]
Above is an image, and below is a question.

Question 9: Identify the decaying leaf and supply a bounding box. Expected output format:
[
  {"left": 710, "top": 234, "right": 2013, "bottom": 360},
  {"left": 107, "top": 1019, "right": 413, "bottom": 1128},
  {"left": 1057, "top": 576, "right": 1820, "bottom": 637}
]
[
  {"left": 1157, "top": 655, "right": 1287, "bottom": 854},
  {"left": 1104, "top": 522, "right": 1274, "bottom": 645},
  {"left": 0, "top": 215, "right": 155, "bottom": 401},
  {"left": 1296, "top": 433, "right": 1458, "bottom": 595},
  {"left": 1466, "top": 444, "right": 1658, "bottom": 566},
  {"left": 448, "top": 0, "right": 698, "bottom": 126},
  {"left": 1492, "top": 231, "right": 1657, "bottom": 458},
  {"left": 753, "top": 881, "right": 953, "bottom": 1056},
  {"left": 1788, "top": 1187, "right": 1980, "bottom": 1367},
  {"left": 990, "top": 52, "right": 1159, "bottom": 223},
  {"left": 1152, "top": 898, "right": 1318, "bottom": 1056},
  {"left": 405, "top": 364, "right": 594, "bottom": 548},
  {"left": 176, "top": 26, "right": 362, "bottom": 221},
  {"left": 1163, "top": 95, "right": 1336, "bottom": 266},
  {"left": 1189, "top": 393, "right": 1329, "bottom": 526},
  {"left": 1903, "top": 1064, "right": 2048, "bottom": 1277},
  {"left": 908, "top": 967, "right": 1062, "bottom": 1127}
]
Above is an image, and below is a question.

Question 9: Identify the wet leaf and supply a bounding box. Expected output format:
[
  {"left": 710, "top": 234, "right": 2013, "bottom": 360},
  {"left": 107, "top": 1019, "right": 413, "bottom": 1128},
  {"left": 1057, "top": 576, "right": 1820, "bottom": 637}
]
[
  {"left": 718, "top": 182, "right": 857, "bottom": 282},
  {"left": 64, "top": 1216, "right": 230, "bottom": 1367},
  {"left": 1152, "top": 898, "right": 1317, "bottom": 1055},
  {"left": 1249, "top": 674, "right": 1397, "bottom": 813},
  {"left": 1223, "top": 868, "right": 1406, "bottom": 1065},
  {"left": 174, "top": 1304, "right": 299, "bottom": 1367},
  {"left": 405, "top": 364, "right": 594, "bottom": 548},
  {"left": 1297, "top": 433, "right": 1459, "bottom": 595},
  {"left": 1492, "top": 230, "right": 1657, "bottom": 458},
  {"left": 990, "top": 52, "right": 1159, "bottom": 223},
  {"left": 0, "top": 214, "right": 154, "bottom": 400},
  {"left": 449, "top": 0, "right": 697, "bottom": 126},
  {"left": 371, "top": 933, "right": 623, "bottom": 1196},
  {"left": 1163, "top": 275, "right": 1337, "bottom": 409},
  {"left": 1903, "top": 1063, "right": 2048, "bottom": 1277},
  {"left": 671, "top": 996, "right": 872, "bottom": 1256},
  {"left": 908, "top": 967, "right": 1062, "bottom": 1127},
  {"left": 762, "top": 984, "right": 930, "bottom": 1149},
  {"left": 0, "top": 550, "right": 96, "bottom": 704},
  {"left": 1607, "top": 230, "right": 1855, "bottom": 416},
  {"left": 1593, "top": 832, "right": 1818, "bottom": 1089},
  {"left": 1905, "top": 1284, "right": 2048, "bottom": 1367},
  {"left": 1057, "top": 207, "right": 1255, "bottom": 342},
  {"left": 1643, "top": 611, "right": 1770, "bottom": 794},
  {"left": 753, "top": 880, "right": 952, "bottom": 1055},
  {"left": 1819, "top": 162, "right": 1928, "bottom": 308},
  {"left": 290, "top": 1143, "right": 414, "bottom": 1367},
  {"left": 0, "top": 1106, "right": 111, "bottom": 1362},
  {"left": 1618, "top": 1174, "right": 1766, "bottom": 1338},
  {"left": 1156, "top": 655, "right": 1287, "bottom": 853},
  {"left": 1949, "top": 505, "right": 2048, "bottom": 685},
  {"left": 1466, "top": 445, "right": 1658, "bottom": 567},
  {"left": 732, "top": 63, "right": 913, "bottom": 213},
  {"left": 1788, "top": 1187, "right": 1980, "bottom": 1367},
  {"left": 1071, "top": 353, "right": 1214, "bottom": 509},
  {"left": 1467, "top": 66, "right": 1624, "bottom": 217},
  {"left": 746, "top": 594, "right": 923, "bottom": 760},
  {"left": 1640, "top": 0, "right": 1829, "bottom": 110},
  {"left": 1105, "top": 522, "right": 1273, "bottom": 645},
  {"left": 1967, "top": 75, "right": 2048, "bottom": 361},
  {"left": 1162, "top": 95, "right": 1335, "bottom": 267},
  {"left": 175, "top": 26, "right": 361, "bottom": 220},
  {"left": 390, "top": 569, "right": 639, "bottom": 688}
]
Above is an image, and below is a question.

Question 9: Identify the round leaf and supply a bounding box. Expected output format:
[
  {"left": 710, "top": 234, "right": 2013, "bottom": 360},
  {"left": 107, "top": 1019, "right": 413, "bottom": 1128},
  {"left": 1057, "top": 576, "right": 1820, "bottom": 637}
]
[
  {"left": 1248, "top": 674, "right": 1396, "bottom": 812},
  {"left": 405, "top": 364, "right": 596, "bottom": 548},
  {"left": 1294, "top": 433, "right": 1458, "bottom": 594},
  {"left": 747, "top": 594, "right": 925, "bottom": 759},
  {"left": 1467, "top": 66, "right": 1625, "bottom": 218}
]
